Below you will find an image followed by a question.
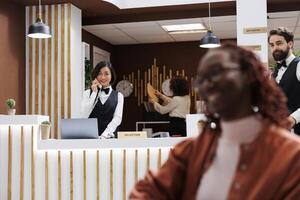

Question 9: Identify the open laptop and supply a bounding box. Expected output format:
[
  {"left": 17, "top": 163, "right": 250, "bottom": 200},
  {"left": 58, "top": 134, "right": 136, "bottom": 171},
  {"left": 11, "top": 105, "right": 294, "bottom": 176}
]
[{"left": 61, "top": 118, "right": 99, "bottom": 139}]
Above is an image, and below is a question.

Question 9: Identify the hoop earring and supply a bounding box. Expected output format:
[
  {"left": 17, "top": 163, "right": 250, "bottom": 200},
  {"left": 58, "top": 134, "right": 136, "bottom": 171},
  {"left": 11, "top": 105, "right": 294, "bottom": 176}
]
[{"left": 252, "top": 106, "right": 259, "bottom": 113}]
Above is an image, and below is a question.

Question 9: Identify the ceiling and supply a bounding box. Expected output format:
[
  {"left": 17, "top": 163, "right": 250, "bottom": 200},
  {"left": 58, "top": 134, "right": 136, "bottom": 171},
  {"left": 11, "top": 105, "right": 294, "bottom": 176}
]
[
  {"left": 14, "top": 0, "right": 300, "bottom": 50},
  {"left": 83, "top": 11, "right": 300, "bottom": 50}
]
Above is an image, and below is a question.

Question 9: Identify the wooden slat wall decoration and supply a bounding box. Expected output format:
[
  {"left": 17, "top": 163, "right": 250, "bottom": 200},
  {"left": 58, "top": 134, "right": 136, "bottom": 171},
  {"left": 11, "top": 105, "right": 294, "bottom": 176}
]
[
  {"left": 41, "top": 9, "right": 46, "bottom": 115},
  {"left": 122, "top": 59, "right": 199, "bottom": 110},
  {"left": 54, "top": 4, "right": 58, "bottom": 139},
  {"left": 47, "top": 5, "right": 53, "bottom": 137},
  {"left": 26, "top": 4, "right": 72, "bottom": 139},
  {"left": 67, "top": 3, "right": 71, "bottom": 119},
  {"left": 61, "top": 4, "right": 65, "bottom": 120},
  {"left": 28, "top": 7, "right": 33, "bottom": 114},
  {"left": 35, "top": 8, "right": 39, "bottom": 114}
]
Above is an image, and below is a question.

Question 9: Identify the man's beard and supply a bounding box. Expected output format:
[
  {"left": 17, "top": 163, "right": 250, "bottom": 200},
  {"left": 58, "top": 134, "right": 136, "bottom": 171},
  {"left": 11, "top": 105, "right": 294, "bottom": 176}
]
[{"left": 272, "top": 47, "right": 290, "bottom": 61}]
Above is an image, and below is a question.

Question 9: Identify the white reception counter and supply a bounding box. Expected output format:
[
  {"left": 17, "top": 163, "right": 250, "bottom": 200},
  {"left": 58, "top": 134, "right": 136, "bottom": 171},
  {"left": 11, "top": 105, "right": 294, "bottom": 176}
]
[{"left": 0, "top": 115, "right": 201, "bottom": 200}]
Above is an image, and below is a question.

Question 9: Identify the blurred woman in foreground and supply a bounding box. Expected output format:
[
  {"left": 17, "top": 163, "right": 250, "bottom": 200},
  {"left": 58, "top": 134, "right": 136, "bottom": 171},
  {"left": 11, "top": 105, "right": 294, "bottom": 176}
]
[{"left": 129, "top": 43, "right": 300, "bottom": 199}]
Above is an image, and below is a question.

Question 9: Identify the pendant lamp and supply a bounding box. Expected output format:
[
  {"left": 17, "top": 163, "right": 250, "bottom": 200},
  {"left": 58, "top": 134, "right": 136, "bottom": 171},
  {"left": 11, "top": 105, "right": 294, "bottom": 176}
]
[
  {"left": 27, "top": 0, "right": 51, "bottom": 39},
  {"left": 199, "top": 0, "right": 220, "bottom": 48}
]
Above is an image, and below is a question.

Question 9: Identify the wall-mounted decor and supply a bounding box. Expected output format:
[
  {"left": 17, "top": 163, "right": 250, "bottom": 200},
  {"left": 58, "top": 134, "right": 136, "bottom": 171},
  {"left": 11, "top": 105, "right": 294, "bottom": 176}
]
[{"left": 121, "top": 59, "right": 199, "bottom": 112}]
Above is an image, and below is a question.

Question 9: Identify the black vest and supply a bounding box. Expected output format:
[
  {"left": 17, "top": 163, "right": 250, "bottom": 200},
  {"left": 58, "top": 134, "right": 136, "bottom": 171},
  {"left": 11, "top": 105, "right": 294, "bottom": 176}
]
[
  {"left": 274, "top": 57, "right": 300, "bottom": 134},
  {"left": 89, "top": 89, "right": 118, "bottom": 136}
]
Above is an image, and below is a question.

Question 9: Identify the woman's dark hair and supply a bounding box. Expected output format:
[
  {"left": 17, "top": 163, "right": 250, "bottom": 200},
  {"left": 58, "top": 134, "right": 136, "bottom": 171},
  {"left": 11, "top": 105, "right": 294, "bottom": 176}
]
[
  {"left": 268, "top": 27, "right": 294, "bottom": 43},
  {"left": 91, "top": 61, "right": 116, "bottom": 85},
  {"left": 170, "top": 76, "right": 189, "bottom": 96},
  {"left": 196, "top": 43, "right": 289, "bottom": 131}
]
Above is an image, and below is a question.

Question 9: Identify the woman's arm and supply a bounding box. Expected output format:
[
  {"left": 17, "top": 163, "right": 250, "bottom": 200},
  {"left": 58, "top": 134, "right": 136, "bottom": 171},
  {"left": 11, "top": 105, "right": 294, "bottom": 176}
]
[
  {"left": 80, "top": 89, "right": 98, "bottom": 118},
  {"left": 153, "top": 98, "right": 178, "bottom": 115},
  {"left": 156, "top": 91, "right": 172, "bottom": 105},
  {"left": 101, "top": 92, "right": 124, "bottom": 138}
]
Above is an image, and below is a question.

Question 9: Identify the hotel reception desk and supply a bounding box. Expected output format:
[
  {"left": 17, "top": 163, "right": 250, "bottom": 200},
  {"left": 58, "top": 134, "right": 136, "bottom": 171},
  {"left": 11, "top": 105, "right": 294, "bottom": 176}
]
[{"left": 0, "top": 115, "right": 202, "bottom": 200}]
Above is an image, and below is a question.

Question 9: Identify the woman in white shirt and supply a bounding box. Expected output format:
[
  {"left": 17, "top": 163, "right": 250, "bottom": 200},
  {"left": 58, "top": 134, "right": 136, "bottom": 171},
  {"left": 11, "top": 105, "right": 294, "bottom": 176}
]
[
  {"left": 81, "top": 61, "right": 124, "bottom": 139},
  {"left": 150, "top": 76, "right": 190, "bottom": 137}
]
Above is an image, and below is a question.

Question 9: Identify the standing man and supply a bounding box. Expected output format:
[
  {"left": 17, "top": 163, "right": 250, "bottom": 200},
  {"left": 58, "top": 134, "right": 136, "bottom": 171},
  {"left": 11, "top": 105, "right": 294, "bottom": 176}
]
[{"left": 269, "top": 27, "right": 300, "bottom": 135}]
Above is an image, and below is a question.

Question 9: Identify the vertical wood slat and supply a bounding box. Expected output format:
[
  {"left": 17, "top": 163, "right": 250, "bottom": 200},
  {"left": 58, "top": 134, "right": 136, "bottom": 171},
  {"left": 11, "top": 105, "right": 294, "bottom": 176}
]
[
  {"left": 151, "top": 65, "right": 155, "bottom": 88},
  {"left": 144, "top": 71, "right": 147, "bottom": 97},
  {"left": 191, "top": 77, "right": 194, "bottom": 96},
  {"left": 163, "top": 65, "right": 166, "bottom": 81},
  {"left": 35, "top": 7, "right": 40, "bottom": 114},
  {"left": 156, "top": 66, "right": 159, "bottom": 91},
  {"left": 41, "top": 6, "right": 46, "bottom": 114},
  {"left": 20, "top": 127, "right": 25, "bottom": 200},
  {"left": 31, "top": 126, "right": 35, "bottom": 200},
  {"left": 7, "top": 126, "right": 12, "bottom": 200},
  {"left": 122, "top": 150, "right": 126, "bottom": 200},
  {"left": 146, "top": 148, "right": 150, "bottom": 170},
  {"left": 141, "top": 79, "right": 143, "bottom": 105},
  {"left": 134, "top": 149, "right": 138, "bottom": 183},
  {"left": 137, "top": 69, "right": 140, "bottom": 106},
  {"left": 57, "top": 151, "right": 62, "bottom": 200},
  {"left": 70, "top": 151, "right": 73, "bottom": 200},
  {"left": 83, "top": 151, "right": 87, "bottom": 200},
  {"left": 67, "top": 3, "right": 71, "bottom": 118},
  {"left": 157, "top": 148, "right": 162, "bottom": 169},
  {"left": 148, "top": 68, "right": 151, "bottom": 85},
  {"left": 45, "top": 152, "right": 49, "bottom": 200},
  {"left": 28, "top": 7, "right": 33, "bottom": 114},
  {"left": 54, "top": 4, "right": 58, "bottom": 138},
  {"left": 47, "top": 5, "right": 52, "bottom": 138},
  {"left": 96, "top": 150, "right": 100, "bottom": 200},
  {"left": 110, "top": 150, "right": 113, "bottom": 200},
  {"left": 61, "top": 4, "right": 65, "bottom": 119},
  {"left": 134, "top": 79, "right": 137, "bottom": 97},
  {"left": 159, "top": 74, "right": 162, "bottom": 92}
]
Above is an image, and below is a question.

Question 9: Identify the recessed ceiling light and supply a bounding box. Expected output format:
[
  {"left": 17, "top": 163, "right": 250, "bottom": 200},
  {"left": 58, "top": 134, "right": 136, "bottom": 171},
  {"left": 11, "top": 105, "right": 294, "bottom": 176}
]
[{"left": 162, "top": 23, "right": 207, "bottom": 34}]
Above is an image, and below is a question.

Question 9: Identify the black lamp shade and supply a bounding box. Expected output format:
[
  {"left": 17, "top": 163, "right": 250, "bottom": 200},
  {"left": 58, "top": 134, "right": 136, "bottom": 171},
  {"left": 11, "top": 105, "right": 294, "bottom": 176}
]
[
  {"left": 200, "top": 30, "right": 220, "bottom": 48},
  {"left": 28, "top": 18, "right": 51, "bottom": 39}
]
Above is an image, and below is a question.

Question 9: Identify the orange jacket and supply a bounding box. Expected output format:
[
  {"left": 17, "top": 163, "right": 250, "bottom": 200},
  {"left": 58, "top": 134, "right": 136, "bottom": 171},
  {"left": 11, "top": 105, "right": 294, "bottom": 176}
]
[{"left": 130, "top": 122, "right": 300, "bottom": 200}]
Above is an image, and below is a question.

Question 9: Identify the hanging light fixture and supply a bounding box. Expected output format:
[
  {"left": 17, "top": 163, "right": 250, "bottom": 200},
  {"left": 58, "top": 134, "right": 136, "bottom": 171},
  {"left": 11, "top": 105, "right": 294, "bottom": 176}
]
[
  {"left": 199, "top": 0, "right": 220, "bottom": 48},
  {"left": 27, "top": 0, "right": 51, "bottom": 39}
]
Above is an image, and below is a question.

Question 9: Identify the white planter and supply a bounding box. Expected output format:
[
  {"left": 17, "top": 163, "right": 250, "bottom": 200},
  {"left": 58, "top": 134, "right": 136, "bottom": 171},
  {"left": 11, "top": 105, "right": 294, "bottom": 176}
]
[
  {"left": 7, "top": 109, "right": 16, "bottom": 115},
  {"left": 40, "top": 124, "right": 51, "bottom": 139}
]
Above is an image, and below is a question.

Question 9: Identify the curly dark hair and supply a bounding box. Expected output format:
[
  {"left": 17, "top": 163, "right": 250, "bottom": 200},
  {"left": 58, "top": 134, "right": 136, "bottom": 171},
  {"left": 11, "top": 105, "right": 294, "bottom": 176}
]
[
  {"left": 196, "top": 43, "right": 289, "bottom": 131},
  {"left": 91, "top": 61, "right": 116, "bottom": 85},
  {"left": 170, "top": 76, "right": 190, "bottom": 96},
  {"left": 268, "top": 27, "right": 294, "bottom": 43}
]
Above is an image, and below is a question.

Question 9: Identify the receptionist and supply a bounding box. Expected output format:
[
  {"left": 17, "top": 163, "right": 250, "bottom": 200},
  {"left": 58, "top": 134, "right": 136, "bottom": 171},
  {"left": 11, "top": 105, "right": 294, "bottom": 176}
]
[{"left": 80, "top": 61, "right": 124, "bottom": 139}]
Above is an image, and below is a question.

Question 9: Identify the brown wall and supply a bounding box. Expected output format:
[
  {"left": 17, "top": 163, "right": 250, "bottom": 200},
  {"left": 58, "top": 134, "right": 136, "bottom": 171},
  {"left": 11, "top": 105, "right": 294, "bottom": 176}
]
[
  {"left": 0, "top": 0, "right": 25, "bottom": 114},
  {"left": 112, "top": 41, "right": 208, "bottom": 131}
]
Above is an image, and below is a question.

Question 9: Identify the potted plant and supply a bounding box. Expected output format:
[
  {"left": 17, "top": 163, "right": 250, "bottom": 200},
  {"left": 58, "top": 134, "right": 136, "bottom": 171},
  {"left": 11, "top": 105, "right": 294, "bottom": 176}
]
[
  {"left": 40, "top": 121, "right": 51, "bottom": 139},
  {"left": 6, "top": 99, "right": 16, "bottom": 115}
]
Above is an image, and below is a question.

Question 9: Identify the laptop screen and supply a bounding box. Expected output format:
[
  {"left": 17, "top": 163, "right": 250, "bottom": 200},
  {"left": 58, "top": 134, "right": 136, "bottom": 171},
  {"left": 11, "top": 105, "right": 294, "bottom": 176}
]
[{"left": 61, "top": 118, "right": 99, "bottom": 139}]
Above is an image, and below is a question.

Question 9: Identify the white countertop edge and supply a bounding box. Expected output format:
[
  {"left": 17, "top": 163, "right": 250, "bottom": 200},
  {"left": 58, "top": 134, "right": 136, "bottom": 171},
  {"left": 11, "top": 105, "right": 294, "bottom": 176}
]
[{"left": 37, "top": 137, "right": 190, "bottom": 150}]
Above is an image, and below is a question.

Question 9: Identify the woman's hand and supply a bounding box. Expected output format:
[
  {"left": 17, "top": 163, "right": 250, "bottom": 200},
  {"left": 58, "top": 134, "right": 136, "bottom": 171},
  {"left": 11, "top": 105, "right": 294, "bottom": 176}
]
[
  {"left": 155, "top": 90, "right": 162, "bottom": 98},
  {"left": 149, "top": 98, "right": 155, "bottom": 104},
  {"left": 91, "top": 79, "right": 101, "bottom": 92}
]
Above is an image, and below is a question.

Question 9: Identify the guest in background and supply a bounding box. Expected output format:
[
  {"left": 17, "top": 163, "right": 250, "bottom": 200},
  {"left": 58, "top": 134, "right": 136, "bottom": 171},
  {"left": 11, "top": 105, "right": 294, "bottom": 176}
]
[
  {"left": 81, "top": 61, "right": 124, "bottom": 139},
  {"left": 130, "top": 43, "right": 300, "bottom": 199},
  {"left": 269, "top": 27, "right": 300, "bottom": 135},
  {"left": 149, "top": 76, "right": 190, "bottom": 137}
]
